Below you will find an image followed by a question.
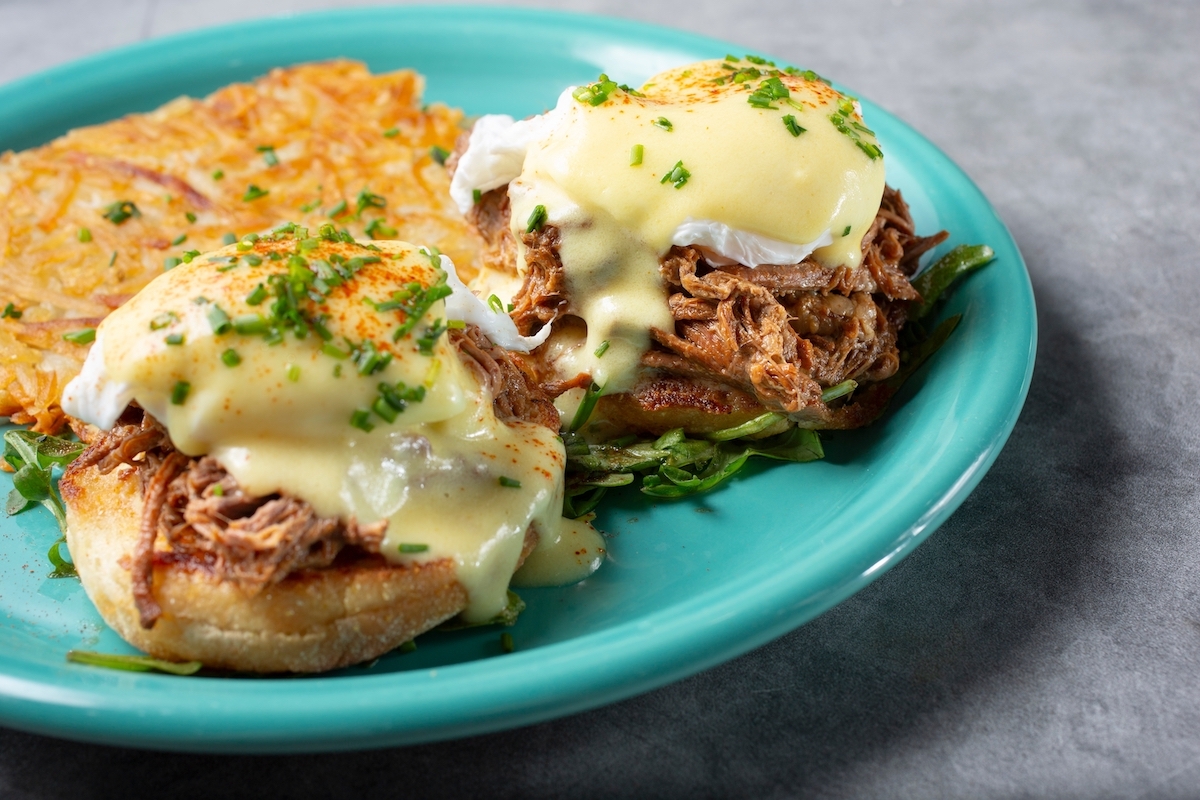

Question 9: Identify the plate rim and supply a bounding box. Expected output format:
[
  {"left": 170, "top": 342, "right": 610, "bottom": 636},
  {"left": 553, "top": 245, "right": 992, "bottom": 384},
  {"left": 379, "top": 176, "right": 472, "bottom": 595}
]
[{"left": 0, "top": 3, "right": 1036, "bottom": 753}]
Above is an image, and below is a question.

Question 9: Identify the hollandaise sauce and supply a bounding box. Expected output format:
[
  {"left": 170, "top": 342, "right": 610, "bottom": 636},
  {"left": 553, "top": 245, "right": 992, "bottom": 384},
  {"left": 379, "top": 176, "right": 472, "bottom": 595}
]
[{"left": 62, "top": 227, "right": 604, "bottom": 622}]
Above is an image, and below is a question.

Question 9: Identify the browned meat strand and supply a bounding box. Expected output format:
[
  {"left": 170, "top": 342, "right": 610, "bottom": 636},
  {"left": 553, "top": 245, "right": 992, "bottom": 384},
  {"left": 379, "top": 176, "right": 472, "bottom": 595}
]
[
  {"left": 466, "top": 183, "right": 947, "bottom": 429},
  {"left": 70, "top": 323, "right": 559, "bottom": 629}
]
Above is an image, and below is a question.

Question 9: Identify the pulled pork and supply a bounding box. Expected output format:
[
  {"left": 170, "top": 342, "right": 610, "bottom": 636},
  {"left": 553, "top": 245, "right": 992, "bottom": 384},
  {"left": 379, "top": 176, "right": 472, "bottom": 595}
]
[
  {"left": 72, "top": 323, "right": 558, "bottom": 629},
  {"left": 468, "top": 184, "right": 947, "bottom": 428}
]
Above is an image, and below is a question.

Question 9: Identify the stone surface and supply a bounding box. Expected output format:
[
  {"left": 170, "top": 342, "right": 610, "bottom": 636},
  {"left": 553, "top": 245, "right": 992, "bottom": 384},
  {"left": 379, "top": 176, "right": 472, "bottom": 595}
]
[{"left": 2, "top": 1, "right": 1199, "bottom": 797}]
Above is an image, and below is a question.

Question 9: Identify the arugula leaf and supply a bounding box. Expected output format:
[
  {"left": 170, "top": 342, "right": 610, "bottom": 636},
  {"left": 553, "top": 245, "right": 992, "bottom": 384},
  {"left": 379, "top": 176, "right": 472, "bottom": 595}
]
[
  {"left": 4, "top": 430, "right": 85, "bottom": 576},
  {"left": 66, "top": 650, "right": 202, "bottom": 675}
]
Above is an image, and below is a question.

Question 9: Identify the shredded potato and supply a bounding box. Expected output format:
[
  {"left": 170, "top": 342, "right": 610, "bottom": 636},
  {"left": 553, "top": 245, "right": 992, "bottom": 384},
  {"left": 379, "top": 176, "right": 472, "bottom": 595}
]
[{"left": 0, "top": 60, "right": 480, "bottom": 432}]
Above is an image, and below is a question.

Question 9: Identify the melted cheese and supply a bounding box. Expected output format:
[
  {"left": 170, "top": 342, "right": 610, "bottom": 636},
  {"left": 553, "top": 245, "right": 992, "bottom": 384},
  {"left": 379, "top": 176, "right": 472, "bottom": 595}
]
[
  {"left": 63, "top": 236, "right": 603, "bottom": 622},
  {"left": 453, "top": 58, "right": 886, "bottom": 392}
]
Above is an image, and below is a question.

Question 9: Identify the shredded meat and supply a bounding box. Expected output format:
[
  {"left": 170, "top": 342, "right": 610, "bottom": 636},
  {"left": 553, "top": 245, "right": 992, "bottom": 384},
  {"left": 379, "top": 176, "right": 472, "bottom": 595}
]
[
  {"left": 73, "top": 322, "right": 558, "bottom": 629},
  {"left": 481, "top": 183, "right": 946, "bottom": 429},
  {"left": 452, "top": 325, "right": 560, "bottom": 430}
]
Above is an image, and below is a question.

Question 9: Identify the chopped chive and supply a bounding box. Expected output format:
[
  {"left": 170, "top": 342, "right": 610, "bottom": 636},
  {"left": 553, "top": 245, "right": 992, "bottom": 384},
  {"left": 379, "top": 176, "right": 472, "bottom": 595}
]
[
  {"left": 185, "top": 211, "right": 197, "bottom": 224},
  {"left": 383, "top": 127, "right": 400, "bottom": 138},
  {"left": 62, "top": 328, "right": 96, "bottom": 345},
  {"left": 108, "top": 251, "right": 117, "bottom": 266},
  {"left": 163, "top": 256, "right": 182, "bottom": 270},
  {"left": 221, "top": 348, "right": 241, "bottom": 367},
  {"left": 355, "top": 188, "right": 387, "bottom": 217},
  {"left": 398, "top": 543, "right": 429, "bottom": 553},
  {"left": 212, "top": 169, "right": 224, "bottom": 180},
  {"left": 149, "top": 312, "right": 177, "bottom": 330},
  {"left": 211, "top": 484, "right": 225, "bottom": 497},
  {"left": 232, "top": 314, "right": 268, "bottom": 335},
  {"left": 170, "top": 381, "right": 190, "bottom": 405},
  {"left": 487, "top": 294, "right": 505, "bottom": 313},
  {"left": 242, "top": 184, "right": 269, "bottom": 202},
  {"left": 782, "top": 115, "right": 805, "bottom": 137},
  {"left": 365, "top": 218, "right": 397, "bottom": 239},
  {"left": 447, "top": 319, "right": 466, "bottom": 329},
  {"left": 630, "top": 144, "right": 644, "bottom": 166},
  {"left": 472, "top": 188, "right": 482, "bottom": 205},
  {"left": 100, "top": 200, "right": 140, "bottom": 225},
  {"left": 593, "top": 340, "right": 611, "bottom": 358},
  {"left": 349, "top": 409, "right": 375, "bottom": 432},
  {"left": 242, "top": 253, "right": 262, "bottom": 267},
  {"left": 652, "top": 116, "right": 673, "bottom": 131},
  {"left": 207, "top": 304, "right": 232, "bottom": 335},
  {"left": 327, "top": 199, "right": 348, "bottom": 218},
  {"left": 245, "top": 284, "right": 268, "bottom": 305},
  {"left": 500, "top": 633, "right": 515, "bottom": 654},
  {"left": 77, "top": 227, "right": 92, "bottom": 243},
  {"left": 286, "top": 364, "right": 300, "bottom": 382},
  {"left": 164, "top": 332, "right": 185, "bottom": 345},
  {"left": 221, "top": 232, "right": 237, "bottom": 246},
  {"left": 429, "top": 145, "right": 449, "bottom": 164},
  {"left": 660, "top": 160, "right": 691, "bottom": 189},
  {"left": 1, "top": 303, "right": 22, "bottom": 319},
  {"left": 498, "top": 476, "right": 522, "bottom": 488},
  {"left": 256, "top": 145, "right": 279, "bottom": 167},
  {"left": 569, "top": 381, "right": 605, "bottom": 432},
  {"left": 321, "top": 343, "right": 349, "bottom": 359},
  {"left": 525, "top": 204, "right": 548, "bottom": 233},
  {"left": 171, "top": 233, "right": 187, "bottom": 247},
  {"left": 842, "top": 225, "right": 852, "bottom": 237},
  {"left": 182, "top": 249, "right": 201, "bottom": 263}
]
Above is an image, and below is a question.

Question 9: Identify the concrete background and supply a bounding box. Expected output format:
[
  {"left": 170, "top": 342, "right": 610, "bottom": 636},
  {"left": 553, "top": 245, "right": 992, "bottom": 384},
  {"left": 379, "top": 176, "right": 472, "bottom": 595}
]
[{"left": 2, "top": 1, "right": 1199, "bottom": 797}]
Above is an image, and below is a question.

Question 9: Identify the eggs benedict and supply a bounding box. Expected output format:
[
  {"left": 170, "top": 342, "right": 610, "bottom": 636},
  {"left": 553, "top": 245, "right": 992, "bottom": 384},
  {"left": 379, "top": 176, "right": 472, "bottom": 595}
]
[
  {"left": 449, "top": 56, "right": 948, "bottom": 435},
  {"left": 58, "top": 224, "right": 603, "bottom": 672}
]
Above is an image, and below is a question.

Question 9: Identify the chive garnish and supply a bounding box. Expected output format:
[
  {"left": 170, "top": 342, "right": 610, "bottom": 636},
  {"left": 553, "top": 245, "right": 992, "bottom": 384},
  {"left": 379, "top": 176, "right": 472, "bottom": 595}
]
[
  {"left": 572, "top": 73, "right": 619, "bottom": 106},
  {"left": 1, "top": 303, "right": 22, "bottom": 320},
  {"left": 245, "top": 284, "right": 268, "bottom": 306},
  {"left": 108, "top": 251, "right": 117, "bottom": 266},
  {"left": 472, "top": 188, "right": 482, "bottom": 205},
  {"left": 652, "top": 117, "right": 673, "bottom": 131},
  {"left": 594, "top": 340, "right": 610, "bottom": 357},
  {"left": 212, "top": 484, "right": 225, "bottom": 497},
  {"left": 286, "top": 364, "right": 300, "bottom": 382},
  {"left": 221, "top": 348, "right": 241, "bottom": 367},
  {"left": 782, "top": 115, "right": 805, "bottom": 137},
  {"left": 101, "top": 200, "right": 140, "bottom": 225},
  {"left": 256, "top": 145, "right": 279, "bottom": 167},
  {"left": 78, "top": 227, "right": 92, "bottom": 243},
  {"left": 207, "top": 304, "right": 232, "bottom": 335},
  {"left": 488, "top": 294, "right": 505, "bottom": 313},
  {"left": 221, "top": 232, "right": 237, "bottom": 245},
  {"left": 569, "top": 381, "right": 605, "bottom": 432},
  {"left": 498, "top": 476, "right": 521, "bottom": 488},
  {"left": 182, "top": 249, "right": 201, "bottom": 263},
  {"left": 170, "top": 381, "right": 190, "bottom": 405},
  {"left": 62, "top": 328, "right": 95, "bottom": 345},
  {"left": 164, "top": 332, "right": 185, "bottom": 346},
  {"left": 243, "top": 184, "right": 269, "bottom": 202},
  {"left": 242, "top": 253, "right": 262, "bottom": 267},
  {"left": 355, "top": 188, "right": 386, "bottom": 217},
  {"left": 429, "top": 145, "right": 449, "bottom": 164},
  {"left": 327, "top": 199, "right": 348, "bottom": 218},
  {"left": 500, "top": 633, "right": 515, "bottom": 653},
  {"left": 821, "top": 379, "right": 858, "bottom": 403},
  {"left": 185, "top": 212, "right": 197, "bottom": 224},
  {"left": 349, "top": 409, "right": 375, "bottom": 432},
  {"left": 398, "top": 543, "right": 429, "bottom": 553},
  {"left": 171, "top": 233, "right": 187, "bottom": 246},
  {"left": 149, "top": 312, "right": 177, "bottom": 330},
  {"left": 660, "top": 160, "right": 691, "bottom": 189},
  {"left": 365, "top": 218, "right": 397, "bottom": 239},
  {"left": 526, "top": 204, "right": 548, "bottom": 233},
  {"left": 163, "top": 257, "right": 181, "bottom": 270},
  {"left": 842, "top": 225, "right": 852, "bottom": 237},
  {"left": 630, "top": 144, "right": 644, "bottom": 166},
  {"left": 212, "top": 169, "right": 224, "bottom": 180},
  {"left": 232, "top": 314, "right": 268, "bottom": 335}
]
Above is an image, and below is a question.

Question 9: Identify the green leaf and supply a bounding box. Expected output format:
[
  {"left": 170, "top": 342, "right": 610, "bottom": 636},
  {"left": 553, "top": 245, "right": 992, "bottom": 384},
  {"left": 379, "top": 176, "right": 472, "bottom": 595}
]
[
  {"left": 4, "top": 430, "right": 84, "bottom": 469},
  {"left": 890, "top": 314, "right": 962, "bottom": 389},
  {"left": 12, "top": 463, "right": 52, "bottom": 503},
  {"left": 911, "top": 244, "right": 994, "bottom": 320},
  {"left": 436, "top": 590, "right": 525, "bottom": 631},
  {"left": 66, "top": 650, "right": 202, "bottom": 675},
  {"left": 47, "top": 538, "right": 77, "bottom": 579},
  {"left": 6, "top": 488, "right": 31, "bottom": 516},
  {"left": 704, "top": 412, "right": 786, "bottom": 441}
]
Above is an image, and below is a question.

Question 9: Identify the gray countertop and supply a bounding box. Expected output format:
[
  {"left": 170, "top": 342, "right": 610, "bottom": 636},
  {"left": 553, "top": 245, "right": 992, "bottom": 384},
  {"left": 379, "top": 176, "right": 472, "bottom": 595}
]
[{"left": 3, "top": 1, "right": 1198, "bottom": 797}]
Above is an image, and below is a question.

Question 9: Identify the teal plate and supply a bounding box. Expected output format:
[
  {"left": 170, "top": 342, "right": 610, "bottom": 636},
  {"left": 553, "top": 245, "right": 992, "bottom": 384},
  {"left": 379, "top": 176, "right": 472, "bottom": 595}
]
[{"left": 0, "top": 6, "right": 1034, "bottom": 753}]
